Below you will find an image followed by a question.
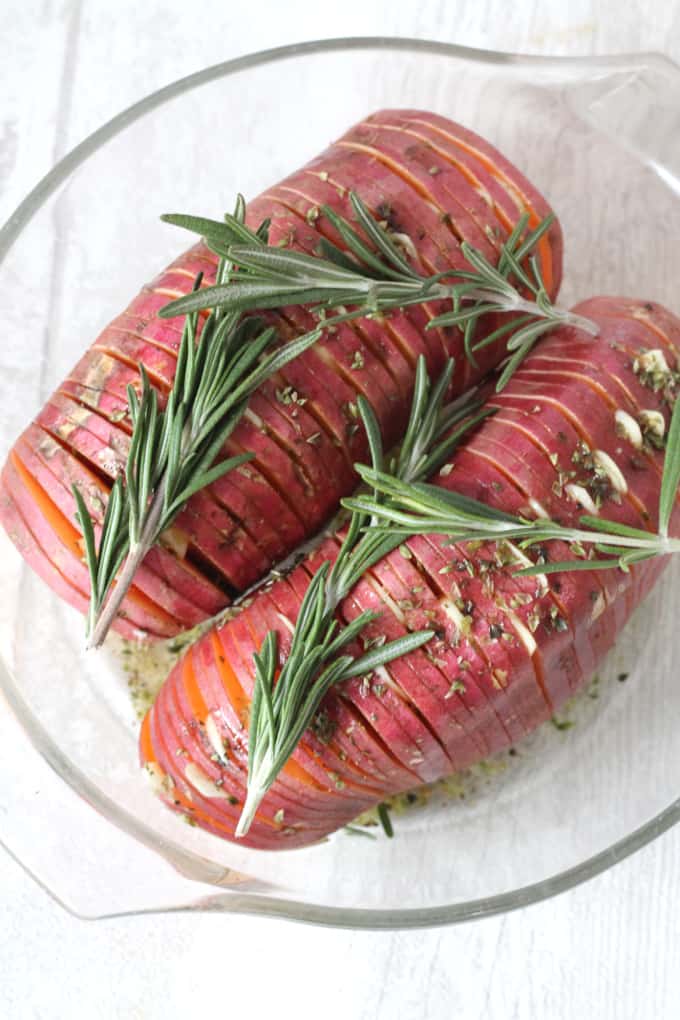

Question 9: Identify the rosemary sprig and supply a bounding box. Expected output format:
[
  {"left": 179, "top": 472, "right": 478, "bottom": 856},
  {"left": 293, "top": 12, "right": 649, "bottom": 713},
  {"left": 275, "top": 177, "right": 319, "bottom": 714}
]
[
  {"left": 74, "top": 204, "right": 329, "bottom": 648},
  {"left": 343, "top": 398, "right": 680, "bottom": 576},
  {"left": 159, "top": 193, "right": 599, "bottom": 392},
  {"left": 74, "top": 192, "right": 596, "bottom": 648},
  {"left": 236, "top": 357, "right": 489, "bottom": 836}
]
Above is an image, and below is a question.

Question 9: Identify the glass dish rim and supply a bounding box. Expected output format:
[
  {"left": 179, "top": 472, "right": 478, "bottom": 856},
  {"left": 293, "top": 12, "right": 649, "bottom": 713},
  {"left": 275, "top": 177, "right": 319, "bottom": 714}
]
[{"left": 2, "top": 35, "right": 680, "bottom": 930}]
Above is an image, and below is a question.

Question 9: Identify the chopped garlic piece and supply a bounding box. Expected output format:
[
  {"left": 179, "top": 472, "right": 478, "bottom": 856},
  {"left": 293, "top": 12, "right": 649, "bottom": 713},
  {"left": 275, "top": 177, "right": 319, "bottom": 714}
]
[
  {"left": 590, "top": 592, "right": 606, "bottom": 621},
  {"left": 144, "top": 761, "right": 174, "bottom": 797},
  {"left": 493, "top": 669, "right": 508, "bottom": 689},
  {"left": 374, "top": 664, "right": 398, "bottom": 692},
  {"left": 528, "top": 498, "right": 549, "bottom": 519},
  {"left": 639, "top": 409, "right": 666, "bottom": 440},
  {"left": 244, "top": 407, "right": 264, "bottom": 428},
  {"left": 160, "top": 525, "right": 189, "bottom": 559},
  {"left": 636, "top": 348, "right": 670, "bottom": 376},
  {"left": 614, "top": 409, "right": 643, "bottom": 449},
  {"left": 205, "top": 713, "right": 229, "bottom": 764},
  {"left": 503, "top": 541, "right": 533, "bottom": 569},
  {"left": 390, "top": 231, "right": 418, "bottom": 260},
  {"left": 185, "top": 763, "right": 231, "bottom": 800},
  {"left": 503, "top": 541, "right": 548, "bottom": 593},
  {"left": 592, "top": 450, "right": 628, "bottom": 494},
  {"left": 441, "top": 597, "right": 466, "bottom": 630},
  {"left": 504, "top": 610, "right": 538, "bottom": 656},
  {"left": 565, "top": 483, "right": 599, "bottom": 515},
  {"left": 275, "top": 611, "right": 295, "bottom": 634}
]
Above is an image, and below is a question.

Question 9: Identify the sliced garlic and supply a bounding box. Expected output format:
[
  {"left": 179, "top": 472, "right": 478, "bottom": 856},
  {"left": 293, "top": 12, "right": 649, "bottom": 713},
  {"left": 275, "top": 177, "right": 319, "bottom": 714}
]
[
  {"left": 143, "top": 761, "right": 174, "bottom": 797},
  {"left": 160, "top": 525, "right": 189, "bottom": 559},
  {"left": 37, "top": 433, "right": 61, "bottom": 458},
  {"left": 363, "top": 575, "right": 410, "bottom": 628},
  {"left": 639, "top": 409, "right": 666, "bottom": 440},
  {"left": 528, "top": 498, "right": 550, "bottom": 520},
  {"left": 185, "top": 762, "right": 231, "bottom": 800},
  {"left": 244, "top": 407, "right": 265, "bottom": 429},
  {"left": 590, "top": 592, "right": 606, "bottom": 622},
  {"left": 205, "top": 713, "right": 229, "bottom": 765},
  {"left": 503, "top": 541, "right": 534, "bottom": 569},
  {"left": 503, "top": 541, "right": 548, "bottom": 593},
  {"left": 565, "top": 483, "right": 599, "bottom": 515},
  {"left": 493, "top": 669, "right": 508, "bottom": 690},
  {"left": 390, "top": 231, "right": 418, "bottom": 260},
  {"left": 614, "top": 409, "right": 643, "bottom": 449},
  {"left": 635, "top": 348, "right": 670, "bottom": 376},
  {"left": 441, "top": 597, "right": 466, "bottom": 631},
  {"left": 504, "top": 610, "right": 538, "bottom": 656},
  {"left": 374, "top": 664, "right": 397, "bottom": 692},
  {"left": 275, "top": 611, "right": 295, "bottom": 634},
  {"left": 592, "top": 450, "right": 628, "bottom": 494},
  {"left": 84, "top": 352, "right": 120, "bottom": 391}
]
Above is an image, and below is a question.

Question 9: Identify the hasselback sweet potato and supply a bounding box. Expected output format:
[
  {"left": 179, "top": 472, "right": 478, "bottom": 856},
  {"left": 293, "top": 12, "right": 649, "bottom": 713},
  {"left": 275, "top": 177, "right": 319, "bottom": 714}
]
[
  {"left": 139, "top": 297, "right": 680, "bottom": 849},
  {"left": 0, "top": 110, "right": 562, "bottom": 639}
]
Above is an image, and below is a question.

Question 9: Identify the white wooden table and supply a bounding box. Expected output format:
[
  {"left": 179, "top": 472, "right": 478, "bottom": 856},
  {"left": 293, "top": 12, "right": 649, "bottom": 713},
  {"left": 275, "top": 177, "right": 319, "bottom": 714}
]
[{"left": 2, "top": 3, "right": 680, "bottom": 1017}]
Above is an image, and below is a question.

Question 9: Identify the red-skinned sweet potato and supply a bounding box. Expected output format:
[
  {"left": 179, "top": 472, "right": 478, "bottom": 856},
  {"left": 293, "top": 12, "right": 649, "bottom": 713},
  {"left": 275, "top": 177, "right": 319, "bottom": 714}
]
[
  {"left": 141, "top": 298, "right": 680, "bottom": 849},
  {"left": 0, "top": 110, "right": 563, "bottom": 639}
]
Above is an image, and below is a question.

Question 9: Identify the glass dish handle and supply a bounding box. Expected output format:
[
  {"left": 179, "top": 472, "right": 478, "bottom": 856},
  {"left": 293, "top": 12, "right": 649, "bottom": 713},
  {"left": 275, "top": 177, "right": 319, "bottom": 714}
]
[
  {"left": 566, "top": 54, "right": 680, "bottom": 191},
  {"left": 0, "top": 687, "right": 257, "bottom": 919}
]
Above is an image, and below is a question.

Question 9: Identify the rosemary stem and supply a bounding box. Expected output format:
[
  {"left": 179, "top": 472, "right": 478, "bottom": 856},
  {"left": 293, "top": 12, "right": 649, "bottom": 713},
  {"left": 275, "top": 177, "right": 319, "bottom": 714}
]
[
  {"left": 234, "top": 751, "right": 274, "bottom": 838},
  {"left": 554, "top": 308, "right": 600, "bottom": 336},
  {"left": 563, "top": 528, "right": 675, "bottom": 552},
  {"left": 425, "top": 283, "right": 600, "bottom": 335},
  {"left": 87, "top": 484, "right": 166, "bottom": 649},
  {"left": 507, "top": 298, "right": 600, "bottom": 335}
]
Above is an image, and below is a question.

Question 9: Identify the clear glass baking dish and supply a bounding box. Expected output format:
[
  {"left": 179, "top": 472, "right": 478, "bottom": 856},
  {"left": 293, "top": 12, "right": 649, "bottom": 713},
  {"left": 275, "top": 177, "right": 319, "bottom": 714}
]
[{"left": 1, "top": 37, "right": 680, "bottom": 929}]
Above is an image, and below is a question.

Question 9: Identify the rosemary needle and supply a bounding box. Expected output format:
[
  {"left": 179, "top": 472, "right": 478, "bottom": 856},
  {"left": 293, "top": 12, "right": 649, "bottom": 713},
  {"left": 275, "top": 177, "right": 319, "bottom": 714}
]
[
  {"left": 236, "top": 357, "right": 489, "bottom": 837},
  {"left": 377, "top": 802, "right": 394, "bottom": 838}
]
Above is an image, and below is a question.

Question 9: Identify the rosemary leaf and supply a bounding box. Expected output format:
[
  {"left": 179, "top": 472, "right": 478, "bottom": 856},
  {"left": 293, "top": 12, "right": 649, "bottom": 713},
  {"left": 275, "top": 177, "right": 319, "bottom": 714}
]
[
  {"left": 659, "top": 397, "right": 680, "bottom": 537},
  {"left": 377, "top": 802, "right": 394, "bottom": 838},
  {"left": 516, "top": 559, "right": 624, "bottom": 577},
  {"left": 338, "top": 631, "right": 435, "bottom": 680},
  {"left": 348, "top": 190, "right": 421, "bottom": 279}
]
